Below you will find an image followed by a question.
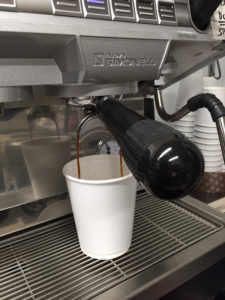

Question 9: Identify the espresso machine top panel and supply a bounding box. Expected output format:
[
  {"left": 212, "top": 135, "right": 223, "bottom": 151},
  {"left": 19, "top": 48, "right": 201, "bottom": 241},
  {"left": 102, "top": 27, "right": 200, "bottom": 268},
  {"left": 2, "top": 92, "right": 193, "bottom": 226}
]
[{"left": 0, "top": 0, "right": 224, "bottom": 97}]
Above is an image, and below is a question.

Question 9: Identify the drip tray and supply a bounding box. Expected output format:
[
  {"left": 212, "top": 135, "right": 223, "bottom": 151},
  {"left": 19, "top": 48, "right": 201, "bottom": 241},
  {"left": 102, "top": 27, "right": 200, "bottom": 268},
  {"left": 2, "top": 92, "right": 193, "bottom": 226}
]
[{"left": 1, "top": 193, "right": 225, "bottom": 300}]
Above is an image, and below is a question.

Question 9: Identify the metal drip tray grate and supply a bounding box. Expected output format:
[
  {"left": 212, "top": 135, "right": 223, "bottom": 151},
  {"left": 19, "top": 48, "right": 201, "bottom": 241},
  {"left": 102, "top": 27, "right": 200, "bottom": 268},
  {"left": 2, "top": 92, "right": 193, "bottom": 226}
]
[{"left": 1, "top": 193, "right": 223, "bottom": 300}]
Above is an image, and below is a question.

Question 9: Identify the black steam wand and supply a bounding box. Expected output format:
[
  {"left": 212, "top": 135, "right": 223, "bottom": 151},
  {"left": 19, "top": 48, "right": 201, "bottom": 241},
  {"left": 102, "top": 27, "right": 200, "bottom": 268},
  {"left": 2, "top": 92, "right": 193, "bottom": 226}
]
[{"left": 154, "top": 88, "right": 225, "bottom": 163}]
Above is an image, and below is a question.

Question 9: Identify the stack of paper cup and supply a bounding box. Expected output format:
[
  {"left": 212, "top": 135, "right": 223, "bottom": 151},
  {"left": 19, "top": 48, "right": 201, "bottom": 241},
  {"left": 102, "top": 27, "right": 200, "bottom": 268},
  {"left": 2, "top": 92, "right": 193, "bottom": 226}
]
[
  {"left": 173, "top": 74, "right": 201, "bottom": 139},
  {"left": 173, "top": 113, "right": 196, "bottom": 139},
  {"left": 202, "top": 77, "right": 220, "bottom": 89},
  {"left": 193, "top": 87, "right": 225, "bottom": 172}
]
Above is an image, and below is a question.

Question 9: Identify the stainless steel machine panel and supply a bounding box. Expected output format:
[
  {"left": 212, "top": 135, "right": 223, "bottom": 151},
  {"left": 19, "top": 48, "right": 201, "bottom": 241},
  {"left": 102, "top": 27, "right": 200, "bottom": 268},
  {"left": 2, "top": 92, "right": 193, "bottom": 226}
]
[
  {"left": 0, "top": 97, "right": 144, "bottom": 214},
  {"left": 0, "top": 11, "right": 222, "bottom": 91},
  {"left": 0, "top": 102, "right": 93, "bottom": 208}
]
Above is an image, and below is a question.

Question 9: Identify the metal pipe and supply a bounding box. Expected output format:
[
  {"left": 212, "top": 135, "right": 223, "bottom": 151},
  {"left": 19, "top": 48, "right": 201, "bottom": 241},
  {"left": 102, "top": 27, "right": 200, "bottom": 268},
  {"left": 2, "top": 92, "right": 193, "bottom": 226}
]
[
  {"left": 154, "top": 88, "right": 191, "bottom": 122},
  {"left": 216, "top": 116, "right": 225, "bottom": 163},
  {"left": 76, "top": 113, "right": 98, "bottom": 142}
]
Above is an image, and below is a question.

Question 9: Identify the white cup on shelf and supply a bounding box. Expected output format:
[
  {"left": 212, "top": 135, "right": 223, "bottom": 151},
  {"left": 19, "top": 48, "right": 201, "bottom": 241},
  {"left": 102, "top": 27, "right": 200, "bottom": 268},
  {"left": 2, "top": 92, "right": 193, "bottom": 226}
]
[
  {"left": 176, "top": 74, "right": 202, "bottom": 109},
  {"left": 195, "top": 143, "right": 221, "bottom": 151},
  {"left": 175, "top": 126, "right": 194, "bottom": 134},
  {"left": 194, "top": 137, "right": 220, "bottom": 145},
  {"left": 202, "top": 77, "right": 221, "bottom": 89},
  {"left": 194, "top": 125, "right": 218, "bottom": 133},
  {"left": 201, "top": 149, "right": 222, "bottom": 157},
  {"left": 194, "top": 131, "right": 218, "bottom": 139},
  {"left": 205, "top": 166, "right": 223, "bottom": 172}
]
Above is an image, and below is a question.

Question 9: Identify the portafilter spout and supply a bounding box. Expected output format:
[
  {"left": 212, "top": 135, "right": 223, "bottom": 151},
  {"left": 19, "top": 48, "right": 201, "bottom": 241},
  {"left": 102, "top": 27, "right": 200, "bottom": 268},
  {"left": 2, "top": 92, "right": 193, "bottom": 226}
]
[{"left": 92, "top": 96, "right": 204, "bottom": 200}]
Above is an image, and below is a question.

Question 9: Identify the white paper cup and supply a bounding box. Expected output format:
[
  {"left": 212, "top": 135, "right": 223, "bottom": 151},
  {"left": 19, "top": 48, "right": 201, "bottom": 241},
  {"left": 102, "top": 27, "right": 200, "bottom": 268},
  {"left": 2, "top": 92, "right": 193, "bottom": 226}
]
[
  {"left": 174, "top": 121, "right": 195, "bottom": 127},
  {"left": 181, "top": 115, "right": 196, "bottom": 121},
  {"left": 195, "top": 125, "right": 218, "bottom": 133},
  {"left": 175, "top": 126, "right": 194, "bottom": 133},
  {"left": 175, "top": 118, "right": 195, "bottom": 123},
  {"left": 201, "top": 150, "right": 222, "bottom": 156},
  {"left": 204, "top": 157, "right": 222, "bottom": 164},
  {"left": 196, "top": 87, "right": 225, "bottom": 126},
  {"left": 202, "top": 77, "right": 220, "bottom": 88},
  {"left": 204, "top": 156, "right": 223, "bottom": 162},
  {"left": 175, "top": 109, "right": 196, "bottom": 122},
  {"left": 205, "top": 166, "right": 222, "bottom": 172},
  {"left": 176, "top": 74, "right": 202, "bottom": 109},
  {"left": 194, "top": 137, "right": 220, "bottom": 145},
  {"left": 195, "top": 143, "right": 221, "bottom": 151},
  {"left": 194, "top": 131, "right": 218, "bottom": 139},
  {"left": 63, "top": 155, "right": 137, "bottom": 260},
  {"left": 195, "top": 108, "right": 214, "bottom": 125}
]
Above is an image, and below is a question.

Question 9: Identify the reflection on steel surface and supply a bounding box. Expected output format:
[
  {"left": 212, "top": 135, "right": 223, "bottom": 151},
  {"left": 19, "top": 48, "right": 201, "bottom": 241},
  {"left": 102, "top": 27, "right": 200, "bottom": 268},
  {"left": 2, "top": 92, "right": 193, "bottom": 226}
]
[{"left": 0, "top": 97, "right": 144, "bottom": 211}]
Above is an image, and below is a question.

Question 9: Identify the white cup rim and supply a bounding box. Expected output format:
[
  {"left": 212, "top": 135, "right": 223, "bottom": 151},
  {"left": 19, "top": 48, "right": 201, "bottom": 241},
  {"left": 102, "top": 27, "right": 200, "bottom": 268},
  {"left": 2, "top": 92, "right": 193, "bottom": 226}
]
[
  {"left": 195, "top": 123, "right": 216, "bottom": 128},
  {"left": 194, "top": 140, "right": 220, "bottom": 145},
  {"left": 201, "top": 151, "right": 221, "bottom": 153},
  {"left": 197, "top": 145, "right": 221, "bottom": 150},
  {"left": 176, "top": 119, "right": 195, "bottom": 123},
  {"left": 63, "top": 155, "right": 133, "bottom": 184},
  {"left": 194, "top": 136, "right": 219, "bottom": 141},
  {"left": 202, "top": 87, "right": 225, "bottom": 91},
  {"left": 194, "top": 129, "right": 217, "bottom": 134},
  {"left": 195, "top": 129, "right": 217, "bottom": 134},
  {"left": 204, "top": 154, "right": 222, "bottom": 157},
  {"left": 204, "top": 158, "right": 223, "bottom": 162},
  {"left": 205, "top": 169, "right": 222, "bottom": 172},
  {"left": 195, "top": 134, "right": 218, "bottom": 137}
]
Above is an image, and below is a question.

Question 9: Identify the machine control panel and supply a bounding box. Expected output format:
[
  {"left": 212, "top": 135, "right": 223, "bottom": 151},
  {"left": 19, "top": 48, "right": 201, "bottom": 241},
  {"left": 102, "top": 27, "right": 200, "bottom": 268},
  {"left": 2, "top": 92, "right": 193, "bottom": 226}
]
[
  {"left": 110, "top": 0, "right": 135, "bottom": 22},
  {"left": 1, "top": 0, "right": 177, "bottom": 25},
  {"left": 158, "top": 0, "right": 176, "bottom": 24},
  {"left": 135, "top": 0, "right": 157, "bottom": 23},
  {"left": 52, "top": 0, "right": 83, "bottom": 16},
  {"left": 82, "top": 0, "right": 111, "bottom": 19}
]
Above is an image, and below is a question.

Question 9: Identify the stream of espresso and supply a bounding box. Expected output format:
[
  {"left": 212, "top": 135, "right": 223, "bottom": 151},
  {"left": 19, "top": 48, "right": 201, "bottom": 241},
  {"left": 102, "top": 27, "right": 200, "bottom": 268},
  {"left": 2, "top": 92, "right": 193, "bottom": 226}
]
[
  {"left": 76, "top": 133, "right": 81, "bottom": 179},
  {"left": 76, "top": 133, "right": 123, "bottom": 179}
]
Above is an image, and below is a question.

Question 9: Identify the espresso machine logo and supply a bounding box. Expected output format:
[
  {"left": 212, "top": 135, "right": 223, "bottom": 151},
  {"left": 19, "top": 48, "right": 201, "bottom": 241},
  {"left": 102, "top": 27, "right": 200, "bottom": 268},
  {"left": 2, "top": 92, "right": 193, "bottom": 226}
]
[{"left": 93, "top": 52, "right": 157, "bottom": 67}]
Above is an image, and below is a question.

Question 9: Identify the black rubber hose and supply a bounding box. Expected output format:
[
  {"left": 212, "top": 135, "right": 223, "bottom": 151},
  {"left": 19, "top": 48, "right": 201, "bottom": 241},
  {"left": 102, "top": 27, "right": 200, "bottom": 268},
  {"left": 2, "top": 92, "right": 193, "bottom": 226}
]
[
  {"left": 189, "top": 0, "right": 222, "bottom": 31},
  {"left": 187, "top": 93, "right": 225, "bottom": 122}
]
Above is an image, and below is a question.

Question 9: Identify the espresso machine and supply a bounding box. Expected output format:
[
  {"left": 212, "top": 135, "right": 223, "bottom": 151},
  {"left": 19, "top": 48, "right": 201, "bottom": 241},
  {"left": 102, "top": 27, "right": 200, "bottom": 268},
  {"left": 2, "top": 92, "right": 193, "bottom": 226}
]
[{"left": 1, "top": 0, "right": 225, "bottom": 299}]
